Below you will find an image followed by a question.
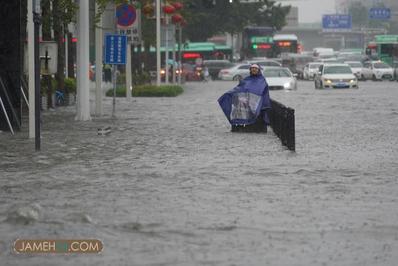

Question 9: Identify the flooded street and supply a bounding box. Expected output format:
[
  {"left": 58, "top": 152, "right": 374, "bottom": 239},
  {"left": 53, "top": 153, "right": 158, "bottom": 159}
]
[{"left": 1, "top": 80, "right": 398, "bottom": 265}]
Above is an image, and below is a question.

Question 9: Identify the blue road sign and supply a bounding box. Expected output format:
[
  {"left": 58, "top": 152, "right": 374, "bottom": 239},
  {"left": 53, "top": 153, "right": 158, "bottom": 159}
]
[
  {"left": 104, "top": 35, "right": 127, "bottom": 65},
  {"left": 322, "top": 14, "right": 352, "bottom": 31},
  {"left": 369, "top": 8, "right": 391, "bottom": 20}
]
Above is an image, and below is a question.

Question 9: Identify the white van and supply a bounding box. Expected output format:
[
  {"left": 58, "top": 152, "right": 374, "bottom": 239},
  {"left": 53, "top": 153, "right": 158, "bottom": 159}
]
[{"left": 313, "top": 47, "right": 334, "bottom": 58}]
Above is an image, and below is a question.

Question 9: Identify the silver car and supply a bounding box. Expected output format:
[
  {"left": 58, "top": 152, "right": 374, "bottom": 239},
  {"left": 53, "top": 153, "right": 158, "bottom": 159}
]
[
  {"left": 218, "top": 63, "right": 250, "bottom": 81},
  {"left": 303, "top": 62, "right": 322, "bottom": 80},
  {"left": 344, "top": 61, "right": 363, "bottom": 79},
  {"left": 245, "top": 59, "right": 282, "bottom": 67},
  {"left": 361, "top": 61, "right": 394, "bottom": 81},
  {"left": 263, "top": 67, "right": 297, "bottom": 90},
  {"left": 314, "top": 63, "right": 358, "bottom": 89}
]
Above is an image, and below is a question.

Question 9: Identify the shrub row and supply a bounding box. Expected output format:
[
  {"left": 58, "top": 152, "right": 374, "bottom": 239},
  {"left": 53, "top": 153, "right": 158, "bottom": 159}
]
[{"left": 106, "top": 85, "right": 184, "bottom": 97}]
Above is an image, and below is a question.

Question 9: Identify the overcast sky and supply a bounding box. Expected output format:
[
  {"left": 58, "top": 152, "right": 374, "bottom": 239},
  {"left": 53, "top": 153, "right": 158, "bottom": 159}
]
[{"left": 277, "top": 0, "right": 336, "bottom": 23}]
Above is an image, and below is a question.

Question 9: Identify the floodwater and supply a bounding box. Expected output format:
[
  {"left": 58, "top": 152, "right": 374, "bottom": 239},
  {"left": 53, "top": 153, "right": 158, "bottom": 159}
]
[{"left": 1, "top": 80, "right": 398, "bottom": 266}]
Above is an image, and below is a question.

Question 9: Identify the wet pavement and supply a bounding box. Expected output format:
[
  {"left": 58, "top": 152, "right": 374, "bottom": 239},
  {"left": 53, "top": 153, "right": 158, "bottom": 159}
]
[{"left": 1, "top": 80, "right": 398, "bottom": 266}]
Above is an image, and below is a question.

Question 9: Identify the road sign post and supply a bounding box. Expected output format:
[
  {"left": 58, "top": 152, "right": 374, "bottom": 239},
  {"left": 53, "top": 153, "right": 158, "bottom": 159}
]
[
  {"left": 115, "top": 3, "right": 142, "bottom": 99},
  {"left": 104, "top": 34, "right": 127, "bottom": 118}
]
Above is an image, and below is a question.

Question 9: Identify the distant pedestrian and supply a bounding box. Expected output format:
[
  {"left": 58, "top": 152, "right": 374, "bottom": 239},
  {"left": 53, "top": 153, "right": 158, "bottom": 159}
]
[
  {"left": 203, "top": 66, "right": 210, "bottom": 82},
  {"left": 104, "top": 64, "right": 112, "bottom": 83}
]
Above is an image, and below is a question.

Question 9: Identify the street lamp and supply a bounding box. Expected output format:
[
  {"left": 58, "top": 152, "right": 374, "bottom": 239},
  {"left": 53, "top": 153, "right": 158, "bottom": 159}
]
[{"left": 32, "top": 0, "right": 41, "bottom": 151}]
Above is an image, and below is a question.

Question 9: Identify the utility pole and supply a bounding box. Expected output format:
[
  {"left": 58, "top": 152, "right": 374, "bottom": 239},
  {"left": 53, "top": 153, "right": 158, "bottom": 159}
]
[
  {"left": 32, "top": 0, "right": 42, "bottom": 151},
  {"left": 28, "top": 0, "right": 36, "bottom": 139},
  {"left": 95, "top": 3, "right": 103, "bottom": 116},
  {"left": 76, "top": 0, "right": 91, "bottom": 121},
  {"left": 156, "top": 0, "right": 161, "bottom": 86}
]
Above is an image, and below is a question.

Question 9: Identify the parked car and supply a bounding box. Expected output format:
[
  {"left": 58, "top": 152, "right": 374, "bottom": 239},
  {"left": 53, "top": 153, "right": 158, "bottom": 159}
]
[
  {"left": 314, "top": 63, "right": 358, "bottom": 89},
  {"left": 280, "top": 53, "right": 314, "bottom": 79},
  {"left": 203, "top": 60, "right": 235, "bottom": 80},
  {"left": 263, "top": 67, "right": 297, "bottom": 90},
  {"left": 245, "top": 59, "right": 282, "bottom": 67},
  {"left": 303, "top": 62, "right": 322, "bottom": 80},
  {"left": 218, "top": 64, "right": 251, "bottom": 81},
  {"left": 344, "top": 61, "right": 363, "bottom": 79},
  {"left": 361, "top": 61, "right": 394, "bottom": 81},
  {"left": 313, "top": 47, "right": 335, "bottom": 58}
]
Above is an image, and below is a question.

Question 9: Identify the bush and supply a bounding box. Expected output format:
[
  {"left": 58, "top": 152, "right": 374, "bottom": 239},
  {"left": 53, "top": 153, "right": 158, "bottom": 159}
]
[
  {"left": 133, "top": 85, "right": 183, "bottom": 97},
  {"left": 105, "top": 87, "right": 127, "bottom": 97},
  {"left": 40, "top": 77, "right": 76, "bottom": 95},
  {"left": 64, "top": 78, "right": 77, "bottom": 94},
  {"left": 105, "top": 84, "right": 183, "bottom": 97},
  {"left": 132, "top": 72, "right": 151, "bottom": 85},
  {"left": 40, "top": 76, "right": 57, "bottom": 95},
  {"left": 116, "top": 72, "right": 152, "bottom": 86}
]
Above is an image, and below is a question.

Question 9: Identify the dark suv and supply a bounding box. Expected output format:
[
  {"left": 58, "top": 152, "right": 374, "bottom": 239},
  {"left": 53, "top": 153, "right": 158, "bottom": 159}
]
[{"left": 203, "top": 60, "right": 235, "bottom": 80}]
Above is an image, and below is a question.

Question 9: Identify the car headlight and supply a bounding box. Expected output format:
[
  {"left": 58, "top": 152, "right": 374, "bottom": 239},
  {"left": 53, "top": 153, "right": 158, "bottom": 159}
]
[
  {"left": 325, "top": 79, "right": 332, "bottom": 84},
  {"left": 283, "top": 82, "right": 292, "bottom": 89},
  {"left": 350, "top": 79, "right": 355, "bottom": 83}
]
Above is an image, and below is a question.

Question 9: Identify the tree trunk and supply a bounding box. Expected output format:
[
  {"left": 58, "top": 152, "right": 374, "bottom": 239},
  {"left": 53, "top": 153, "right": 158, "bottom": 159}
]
[
  {"left": 53, "top": 0, "right": 65, "bottom": 96},
  {"left": 41, "top": 0, "right": 53, "bottom": 109},
  {"left": 67, "top": 32, "right": 75, "bottom": 79}
]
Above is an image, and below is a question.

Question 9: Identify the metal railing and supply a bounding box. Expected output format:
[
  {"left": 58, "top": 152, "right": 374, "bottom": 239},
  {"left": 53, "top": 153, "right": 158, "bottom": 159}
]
[{"left": 268, "top": 99, "right": 295, "bottom": 151}]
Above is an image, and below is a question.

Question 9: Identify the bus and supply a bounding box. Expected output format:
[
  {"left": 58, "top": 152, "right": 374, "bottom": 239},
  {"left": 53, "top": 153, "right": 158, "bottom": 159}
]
[
  {"left": 373, "top": 35, "right": 398, "bottom": 66},
  {"left": 272, "top": 34, "right": 298, "bottom": 57},
  {"left": 241, "top": 26, "right": 275, "bottom": 59},
  {"left": 181, "top": 42, "right": 232, "bottom": 63}
]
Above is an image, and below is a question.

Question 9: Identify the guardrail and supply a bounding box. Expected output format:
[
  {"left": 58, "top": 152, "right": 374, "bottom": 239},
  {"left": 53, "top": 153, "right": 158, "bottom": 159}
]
[{"left": 268, "top": 99, "right": 295, "bottom": 151}]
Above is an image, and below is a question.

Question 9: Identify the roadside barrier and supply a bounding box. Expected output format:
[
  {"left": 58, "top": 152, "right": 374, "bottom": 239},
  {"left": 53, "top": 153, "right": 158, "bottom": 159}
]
[{"left": 268, "top": 99, "right": 295, "bottom": 151}]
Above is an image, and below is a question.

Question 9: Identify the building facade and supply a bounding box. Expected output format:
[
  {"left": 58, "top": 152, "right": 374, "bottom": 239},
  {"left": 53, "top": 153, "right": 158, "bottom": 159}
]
[{"left": 0, "top": 1, "right": 24, "bottom": 131}]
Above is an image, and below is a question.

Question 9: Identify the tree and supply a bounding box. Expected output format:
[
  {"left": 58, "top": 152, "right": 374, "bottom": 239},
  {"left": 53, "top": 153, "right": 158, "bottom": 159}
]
[
  {"left": 348, "top": 1, "right": 387, "bottom": 30},
  {"left": 182, "top": 0, "right": 291, "bottom": 41},
  {"left": 39, "top": 0, "right": 77, "bottom": 97}
]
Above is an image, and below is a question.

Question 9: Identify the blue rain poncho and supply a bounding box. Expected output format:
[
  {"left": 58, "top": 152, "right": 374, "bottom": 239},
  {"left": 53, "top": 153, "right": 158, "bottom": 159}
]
[{"left": 218, "top": 72, "right": 271, "bottom": 126}]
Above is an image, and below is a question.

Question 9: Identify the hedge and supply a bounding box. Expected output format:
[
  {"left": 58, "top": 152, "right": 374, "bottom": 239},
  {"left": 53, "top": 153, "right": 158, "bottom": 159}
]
[{"left": 106, "top": 85, "right": 184, "bottom": 97}]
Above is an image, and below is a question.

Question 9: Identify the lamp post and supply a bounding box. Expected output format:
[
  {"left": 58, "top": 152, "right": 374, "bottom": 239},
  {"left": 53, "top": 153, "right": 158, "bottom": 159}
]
[
  {"left": 156, "top": 0, "right": 161, "bottom": 86},
  {"left": 163, "top": 4, "right": 176, "bottom": 84},
  {"left": 32, "top": 0, "right": 41, "bottom": 151}
]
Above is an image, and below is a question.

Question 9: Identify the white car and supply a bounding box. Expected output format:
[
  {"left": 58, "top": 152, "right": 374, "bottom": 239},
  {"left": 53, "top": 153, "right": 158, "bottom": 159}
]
[
  {"left": 303, "top": 62, "right": 322, "bottom": 80},
  {"left": 344, "top": 61, "right": 363, "bottom": 79},
  {"left": 314, "top": 63, "right": 358, "bottom": 89},
  {"left": 245, "top": 59, "right": 282, "bottom": 67},
  {"left": 361, "top": 61, "right": 394, "bottom": 81},
  {"left": 263, "top": 67, "right": 297, "bottom": 90},
  {"left": 218, "top": 64, "right": 250, "bottom": 81}
]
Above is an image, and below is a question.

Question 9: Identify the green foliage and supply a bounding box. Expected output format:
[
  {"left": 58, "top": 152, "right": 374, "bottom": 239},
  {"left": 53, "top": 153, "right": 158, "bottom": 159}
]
[
  {"left": 106, "top": 85, "right": 184, "bottom": 97},
  {"left": 182, "top": 0, "right": 291, "bottom": 41},
  {"left": 105, "top": 87, "right": 128, "bottom": 97},
  {"left": 348, "top": 1, "right": 387, "bottom": 29},
  {"left": 40, "top": 77, "right": 76, "bottom": 95},
  {"left": 95, "top": 0, "right": 291, "bottom": 43},
  {"left": 116, "top": 72, "right": 152, "bottom": 86},
  {"left": 133, "top": 85, "right": 184, "bottom": 97},
  {"left": 132, "top": 72, "right": 152, "bottom": 86},
  {"left": 64, "top": 78, "right": 77, "bottom": 94}
]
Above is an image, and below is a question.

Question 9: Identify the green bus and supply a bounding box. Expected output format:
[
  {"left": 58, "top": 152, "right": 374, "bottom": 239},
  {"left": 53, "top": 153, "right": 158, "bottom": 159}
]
[{"left": 374, "top": 35, "right": 398, "bottom": 66}]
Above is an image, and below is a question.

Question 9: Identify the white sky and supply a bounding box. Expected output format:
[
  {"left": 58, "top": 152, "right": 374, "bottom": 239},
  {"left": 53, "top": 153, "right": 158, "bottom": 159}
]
[{"left": 277, "top": 0, "right": 336, "bottom": 23}]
